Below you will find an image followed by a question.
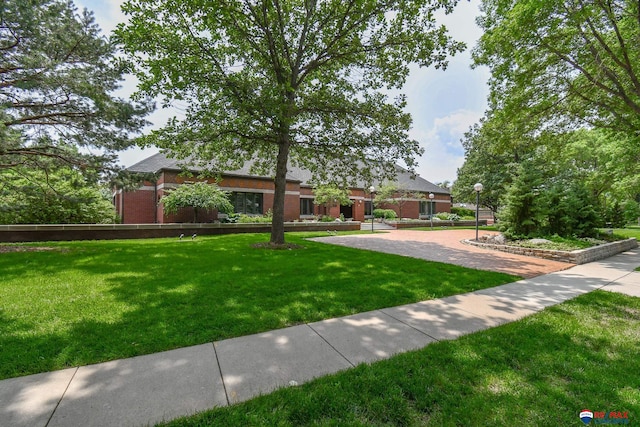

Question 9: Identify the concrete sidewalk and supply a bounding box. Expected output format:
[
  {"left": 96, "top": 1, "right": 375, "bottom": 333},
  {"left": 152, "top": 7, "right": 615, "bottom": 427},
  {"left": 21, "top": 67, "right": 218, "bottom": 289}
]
[{"left": 1, "top": 249, "right": 638, "bottom": 427}]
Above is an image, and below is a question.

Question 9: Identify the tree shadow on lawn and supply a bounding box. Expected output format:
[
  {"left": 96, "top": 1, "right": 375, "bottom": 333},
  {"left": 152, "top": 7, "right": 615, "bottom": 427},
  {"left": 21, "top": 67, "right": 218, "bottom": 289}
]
[
  {"left": 163, "top": 291, "right": 640, "bottom": 426},
  {"left": 0, "top": 234, "right": 519, "bottom": 379}
]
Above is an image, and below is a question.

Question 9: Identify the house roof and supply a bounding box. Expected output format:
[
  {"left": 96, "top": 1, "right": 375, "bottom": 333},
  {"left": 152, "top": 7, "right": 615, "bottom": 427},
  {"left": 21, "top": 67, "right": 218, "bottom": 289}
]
[{"left": 127, "top": 152, "right": 450, "bottom": 195}]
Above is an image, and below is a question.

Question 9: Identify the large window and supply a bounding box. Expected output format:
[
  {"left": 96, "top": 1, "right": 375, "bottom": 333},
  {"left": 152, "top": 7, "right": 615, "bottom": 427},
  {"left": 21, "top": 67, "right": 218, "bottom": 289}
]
[
  {"left": 420, "top": 201, "right": 435, "bottom": 216},
  {"left": 300, "top": 198, "right": 314, "bottom": 216},
  {"left": 364, "top": 201, "right": 373, "bottom": 216},
  {"left": 231, "top": 192, "right": 263, "bottom": 215}
]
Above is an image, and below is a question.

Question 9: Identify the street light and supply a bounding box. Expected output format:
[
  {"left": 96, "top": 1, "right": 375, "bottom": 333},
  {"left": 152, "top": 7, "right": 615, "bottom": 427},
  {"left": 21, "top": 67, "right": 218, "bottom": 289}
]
[
  {"left": 428, "top": 193, "right": 434, "bottom": 229},
  {"left": 369, "top": 185, "right": 375, "bottom": 233},
  {"left": 474, "top": 182, "right": 483, "bottom": 241}
]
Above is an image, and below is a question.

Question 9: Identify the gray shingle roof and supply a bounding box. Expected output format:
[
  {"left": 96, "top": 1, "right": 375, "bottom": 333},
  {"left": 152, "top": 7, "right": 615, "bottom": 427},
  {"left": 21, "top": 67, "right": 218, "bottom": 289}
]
[{"left": 127, "top": 152, "right": 449, "bottom": 195}]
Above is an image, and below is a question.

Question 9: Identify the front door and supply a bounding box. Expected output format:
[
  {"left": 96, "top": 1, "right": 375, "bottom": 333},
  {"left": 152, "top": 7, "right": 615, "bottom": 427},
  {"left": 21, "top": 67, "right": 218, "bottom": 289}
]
[{"left": 340, "top": 203, "right": 353, "bottom": 219}]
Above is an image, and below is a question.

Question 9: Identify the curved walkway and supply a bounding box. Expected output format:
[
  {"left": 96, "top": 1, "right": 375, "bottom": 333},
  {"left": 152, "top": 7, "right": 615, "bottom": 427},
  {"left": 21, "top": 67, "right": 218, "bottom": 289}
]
[{"left": 312, "top": 229, "right": 572, "bottom": 278}]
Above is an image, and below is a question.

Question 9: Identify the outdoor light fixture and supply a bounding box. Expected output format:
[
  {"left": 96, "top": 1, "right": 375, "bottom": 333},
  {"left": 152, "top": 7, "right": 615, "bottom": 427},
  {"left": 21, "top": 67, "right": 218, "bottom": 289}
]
[
  {"left": 429, "top": 193, "right": 435, "bottom": 229},
  {"left": 369, "top": 185, "right": 375, "bottom": 233},
  {"left": 474, "top": 183, "right": 483, "bottom": 241}
]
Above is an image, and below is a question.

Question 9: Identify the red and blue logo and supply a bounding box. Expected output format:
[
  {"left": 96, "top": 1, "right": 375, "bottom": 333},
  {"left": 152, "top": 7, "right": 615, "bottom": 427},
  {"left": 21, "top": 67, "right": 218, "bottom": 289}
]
[
  {"left": 581, "top": 410, "right": 594, "bottom": 425},
  {"left": 579, "top": 409, "right": 630, "bottom": 424}
]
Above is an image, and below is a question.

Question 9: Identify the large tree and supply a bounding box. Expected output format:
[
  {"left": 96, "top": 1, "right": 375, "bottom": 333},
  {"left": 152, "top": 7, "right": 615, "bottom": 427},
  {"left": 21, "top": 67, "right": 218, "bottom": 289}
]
[
  {"left": 116, "top": 0, "right": 464, "bottom": 244},
  {"left": 0, "top": 0, "right": 151, "bottom": 178},
  {"left": 473, "top": 0, "right": 640, "bottom": 147},
  {"left": 452, "top": 120, "right": 518, "bottom": 215}
]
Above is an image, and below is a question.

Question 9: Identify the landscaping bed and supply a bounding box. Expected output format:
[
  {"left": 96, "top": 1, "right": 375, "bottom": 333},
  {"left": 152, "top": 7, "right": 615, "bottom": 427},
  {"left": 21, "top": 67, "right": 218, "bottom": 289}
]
[{"left": 465, "top": 235, "right": 638, "bottom": 264}]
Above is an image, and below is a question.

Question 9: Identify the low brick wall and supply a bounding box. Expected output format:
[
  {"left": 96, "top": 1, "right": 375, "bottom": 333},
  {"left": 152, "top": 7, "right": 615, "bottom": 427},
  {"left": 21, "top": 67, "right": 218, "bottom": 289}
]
[
  {"left": 464, "top": 238, "right": 638, "bottom": 264},
  {"left": 0, "top": 222, "right": 361, "bottom": 243},
  {"left": 389, "top": 220, "right": 487, "bottom": 229}
]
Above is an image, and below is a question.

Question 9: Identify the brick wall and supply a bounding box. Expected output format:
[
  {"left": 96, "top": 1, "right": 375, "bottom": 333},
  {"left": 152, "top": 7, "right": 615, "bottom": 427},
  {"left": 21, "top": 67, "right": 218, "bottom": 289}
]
[
  {"left": 0, "top": 222, "right": 361, "bottom": 242},
  {"left": 121, "top": 189, "right": 156, "bottom": 224}
]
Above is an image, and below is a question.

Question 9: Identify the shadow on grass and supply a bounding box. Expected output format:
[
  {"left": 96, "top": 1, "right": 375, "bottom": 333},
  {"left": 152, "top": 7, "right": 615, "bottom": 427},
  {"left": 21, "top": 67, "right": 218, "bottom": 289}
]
[
  {"left": 0, "top": 233, "right": 519, "bottom": 380},
  {"left": 160, "top": 291, "right": 640, "bottom": 426}
]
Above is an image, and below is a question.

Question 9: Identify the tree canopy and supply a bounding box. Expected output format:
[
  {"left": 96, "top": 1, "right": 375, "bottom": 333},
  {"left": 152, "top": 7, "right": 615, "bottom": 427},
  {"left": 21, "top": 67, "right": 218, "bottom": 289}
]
[
  {"left": 0, "top": 0, "right": 151, "bottom": 178},
  {"left": 116, "top": 0, "right": 464, "bottom": 244},
  {"left": 0, "top": 165, "right": 117, "bottom": 224},
  {"left": 313, "top": 184, "right": 353, "bottom": 215},
  {"left": 454, "top": 0, "right": 640, "bottom": 233},
  {"left": 474, "top": 0, "right": 640, "bottom": 148}
]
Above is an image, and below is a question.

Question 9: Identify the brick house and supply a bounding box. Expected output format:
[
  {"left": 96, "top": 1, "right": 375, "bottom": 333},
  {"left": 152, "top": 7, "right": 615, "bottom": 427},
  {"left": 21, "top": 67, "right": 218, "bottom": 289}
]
[{"left": 113, "top": 152, "right": 450, "bottom": 224}]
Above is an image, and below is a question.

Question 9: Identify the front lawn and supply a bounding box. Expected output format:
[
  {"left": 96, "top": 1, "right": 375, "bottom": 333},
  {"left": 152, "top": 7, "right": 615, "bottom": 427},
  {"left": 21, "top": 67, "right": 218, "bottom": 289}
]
[
  {"left": 611, "top": 226, "right": 640, "bottom": 240},
  {"left": 0, "top": 232, "right": 519, "bottom": 380},
  {"left": 161, "top": 291, "right": 640, "bottom": 426}
]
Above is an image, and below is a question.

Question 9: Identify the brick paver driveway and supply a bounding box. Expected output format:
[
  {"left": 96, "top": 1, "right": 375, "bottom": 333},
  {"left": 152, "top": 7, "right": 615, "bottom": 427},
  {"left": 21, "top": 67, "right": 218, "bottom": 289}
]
[{"left": 312, "top": 229, "right": 572, "bottom": 278}]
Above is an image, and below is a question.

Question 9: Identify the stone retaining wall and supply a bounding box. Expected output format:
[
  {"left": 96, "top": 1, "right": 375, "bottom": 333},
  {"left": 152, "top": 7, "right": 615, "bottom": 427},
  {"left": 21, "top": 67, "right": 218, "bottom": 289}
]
[
  {"left": 0, "top": 222, "right": 361, "bottom": 243},
  {"left": 464, "top": 237, "right": 638, "bottom": 264}
]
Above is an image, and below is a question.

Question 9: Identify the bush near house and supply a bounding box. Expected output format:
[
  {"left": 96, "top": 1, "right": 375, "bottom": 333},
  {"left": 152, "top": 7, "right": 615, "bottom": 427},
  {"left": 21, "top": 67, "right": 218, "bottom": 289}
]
[
  {"left": 451, "top": 206, "right": 475, "bottom": 217},
  {"left": 374, "top": 209, "right": 397, "bottom": 219}
]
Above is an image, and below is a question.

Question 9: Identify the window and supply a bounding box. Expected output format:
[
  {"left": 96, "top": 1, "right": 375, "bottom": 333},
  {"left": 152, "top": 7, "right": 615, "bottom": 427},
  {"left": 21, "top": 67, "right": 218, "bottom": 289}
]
[
  {"left": 300, "top": 198, "right": 314, "bottom": 216},
  {"left": 364, "top": 201, "right": 373, "bottom": 216},
  {"left": 231, "top": 192, "right": 263, "bottom": 214},
  {"left": 420, "top": 201, "right": 435, "bottom": 216}
]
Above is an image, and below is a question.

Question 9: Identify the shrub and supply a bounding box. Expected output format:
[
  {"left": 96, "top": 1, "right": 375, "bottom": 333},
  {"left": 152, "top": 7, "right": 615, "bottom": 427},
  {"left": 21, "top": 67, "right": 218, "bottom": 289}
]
[
  {"left": 221, "top": 213, "right": 239, "bottom": 223},
  {"left": 447, "top": 213, "right": 461, "bottom": 221},
  {"left": 622, "top": 201, "right": 640, "bottom": 225},
  {"left": 374, "top": 209, "right": 397, "bottom": 219},
  {"left": 435, "top": 212, "right": 449, "bottom": 220},
  {"left": 498, "top": 161, "right": 547, "bottom": 238},
  {"left": 451, "top": 206, "right": 475, "bottom": 217},
  {"left": 238, "top": 214, "right": 272, "bottom": 223},
  {"left": 499, "top": 162, "right": 600, "bottom": 239},
  {"left": 544, "top": 182, "right": 599, "bottom": 237},
  {"left": 237, "top": 209, "right": 273, "bottom": 223},
  {"left": 320, "top": 215, "right": 335, "bottom": 222}
]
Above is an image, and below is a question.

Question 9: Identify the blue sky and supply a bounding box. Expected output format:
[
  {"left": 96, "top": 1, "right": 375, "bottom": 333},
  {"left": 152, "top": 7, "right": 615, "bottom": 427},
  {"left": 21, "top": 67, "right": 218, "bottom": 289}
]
[{"left": 78, "top": 0, "right": 489, "bottom": 184}]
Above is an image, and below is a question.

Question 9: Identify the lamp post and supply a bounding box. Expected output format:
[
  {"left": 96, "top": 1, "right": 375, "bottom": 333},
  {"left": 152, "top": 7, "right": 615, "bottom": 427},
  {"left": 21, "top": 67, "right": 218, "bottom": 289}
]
[
  {"left": 474, "top": 182, "right": 483, "bottom": 241},
  {"left": 369, "top": 185, "right": 375, "bottom": 233},
  {"left": 428, "top": 193, "right": 434, "bottom": 229}
]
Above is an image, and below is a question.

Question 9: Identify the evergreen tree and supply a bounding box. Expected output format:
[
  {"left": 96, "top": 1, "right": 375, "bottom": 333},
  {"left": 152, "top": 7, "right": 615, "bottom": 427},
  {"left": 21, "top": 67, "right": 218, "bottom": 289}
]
[{"left": 0, "top": 0, "right": 151, "bottom": 178}]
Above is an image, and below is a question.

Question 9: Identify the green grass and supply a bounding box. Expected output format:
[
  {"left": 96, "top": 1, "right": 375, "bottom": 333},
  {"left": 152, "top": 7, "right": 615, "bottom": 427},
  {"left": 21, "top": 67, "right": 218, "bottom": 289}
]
[
  {"left": 160, "top": 291, "right": 640, "bottom": 426},
  {"left": 610, "top": 227, "right": 640, "bottom": 240},
  {"left": 0, "top": 232, "right": 519, "bottom": 380}
]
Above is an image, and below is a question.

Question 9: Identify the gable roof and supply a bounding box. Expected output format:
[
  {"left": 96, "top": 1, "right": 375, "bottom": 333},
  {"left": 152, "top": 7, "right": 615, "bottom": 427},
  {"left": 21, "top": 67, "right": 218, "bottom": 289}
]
[{"left": 127, "top": 152, "right": 449, "bottom": 195}]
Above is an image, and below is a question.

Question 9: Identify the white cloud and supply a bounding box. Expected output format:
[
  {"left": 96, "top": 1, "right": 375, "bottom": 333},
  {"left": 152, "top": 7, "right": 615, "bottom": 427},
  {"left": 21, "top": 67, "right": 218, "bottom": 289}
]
[
  {"left": 413, "top": 109, "right": 483, "bottom": 183},
  {"left": 79, "top": 0, "right": 125, "bottom": 34}
]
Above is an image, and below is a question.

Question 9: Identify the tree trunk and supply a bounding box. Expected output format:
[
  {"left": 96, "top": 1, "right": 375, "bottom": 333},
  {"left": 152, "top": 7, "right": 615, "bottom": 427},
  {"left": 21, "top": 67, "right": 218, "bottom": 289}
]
[{"left": 270, "top": 137, "right": 291, "bottom": 245}]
